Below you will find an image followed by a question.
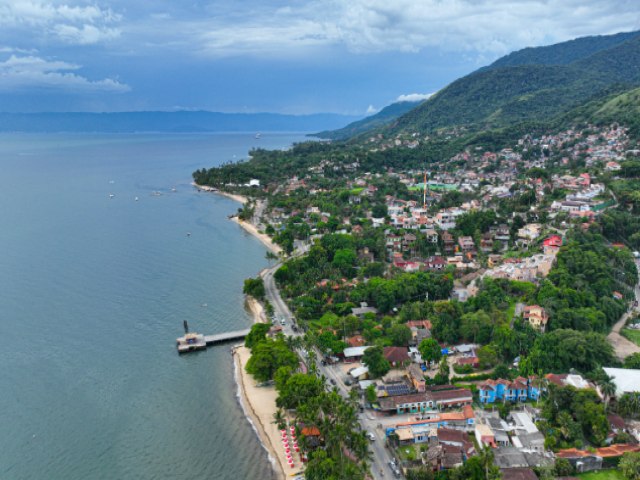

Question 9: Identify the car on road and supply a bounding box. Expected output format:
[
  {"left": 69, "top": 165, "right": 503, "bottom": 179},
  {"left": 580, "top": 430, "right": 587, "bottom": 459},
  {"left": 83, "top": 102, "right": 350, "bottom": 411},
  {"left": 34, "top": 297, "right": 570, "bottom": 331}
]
[
  {"left": 366, "top": 431, "right": 376, "bottom": 441},
  {"left": 329, "top": 378, "right": 337, "bottom": 385},
  {"left": 388, "top": 461, "right": 401, "bottom": 477}
]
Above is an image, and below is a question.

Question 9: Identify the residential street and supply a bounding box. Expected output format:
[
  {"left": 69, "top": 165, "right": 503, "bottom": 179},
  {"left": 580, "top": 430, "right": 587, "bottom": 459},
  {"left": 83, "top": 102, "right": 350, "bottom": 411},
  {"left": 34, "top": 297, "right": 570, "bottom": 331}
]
[
  {"left": 260, "top": 260, "right": 397, "bottom": 479},
  {"left": 608, "top": 260, "right": 640, "bottom": 359}
]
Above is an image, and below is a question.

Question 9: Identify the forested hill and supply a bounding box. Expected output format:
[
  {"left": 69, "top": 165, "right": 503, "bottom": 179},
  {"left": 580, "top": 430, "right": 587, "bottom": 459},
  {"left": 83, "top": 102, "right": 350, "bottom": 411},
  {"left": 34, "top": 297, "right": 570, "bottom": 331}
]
[
  {"left": 0, "top": 111, "right": 362, "bottom": 133},
  {"left": 484, "top": 30, "right": 640, "bottom": 70},
  {"left": 387, "top": 30, "right": 640, "bottom": 136},
  {"left": 315, "top": 101, "right": 421, "bottom": 140}
]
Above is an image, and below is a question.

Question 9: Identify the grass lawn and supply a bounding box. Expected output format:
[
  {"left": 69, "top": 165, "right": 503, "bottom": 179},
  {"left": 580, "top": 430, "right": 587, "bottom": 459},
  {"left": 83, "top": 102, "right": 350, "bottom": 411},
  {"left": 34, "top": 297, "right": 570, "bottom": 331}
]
[
  {"left": 577, "top": 469, "right": 625, "bottom": 480},
  {"left": 622, "top": 328, "right": 640, "bottom": 346},
  {"left": 396, "top": 444, "right": 420, "bottom": 463}
]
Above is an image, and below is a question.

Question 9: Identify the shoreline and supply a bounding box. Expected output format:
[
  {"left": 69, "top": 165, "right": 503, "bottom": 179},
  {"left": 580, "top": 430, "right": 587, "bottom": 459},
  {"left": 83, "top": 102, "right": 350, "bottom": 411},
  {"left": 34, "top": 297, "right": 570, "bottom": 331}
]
[
  {"left": 191, "top": 182, "right": 248, "bottom": 204},
  {"left": 231, "top": 216, "right": 282, "bottom": 255},
  {"left": 193, "top": 182, "right": 282, "bottom": 255},
  {"left": 233, "top": 346, "right": 287, "bottom": 480}
]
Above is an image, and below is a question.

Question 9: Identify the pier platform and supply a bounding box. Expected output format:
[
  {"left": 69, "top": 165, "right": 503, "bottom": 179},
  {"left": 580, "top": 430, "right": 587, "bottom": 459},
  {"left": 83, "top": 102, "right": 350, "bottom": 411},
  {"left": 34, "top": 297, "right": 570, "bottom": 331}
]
[{"left": 177, "top": 328, "right": 251, "bottom": 353}]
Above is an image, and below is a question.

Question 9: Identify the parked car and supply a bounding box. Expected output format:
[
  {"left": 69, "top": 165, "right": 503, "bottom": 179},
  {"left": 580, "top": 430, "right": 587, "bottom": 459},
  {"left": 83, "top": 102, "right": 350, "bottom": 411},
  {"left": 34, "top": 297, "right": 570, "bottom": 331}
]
[{"left": 366, "top": 431, "right": 376, "bottom": 441}]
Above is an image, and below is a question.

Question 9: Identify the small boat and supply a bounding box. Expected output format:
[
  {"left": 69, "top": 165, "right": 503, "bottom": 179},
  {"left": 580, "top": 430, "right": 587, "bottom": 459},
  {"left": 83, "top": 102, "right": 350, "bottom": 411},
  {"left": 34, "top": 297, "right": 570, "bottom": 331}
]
[
  {"left": 187, "top": 232, "right": 191, "bottom": 237},
  {"left": 151, "top": 191, "right": 162, "bottom": 196},
  {"left": 135, "top": 196, "right": 139, "bottom": 201},
  {"left": 109, "top": 194, "right": 115, "bottom": 198},
  {"left": 171, "top": 186, "right": 177, "bottom": 192},
  {"left": 255, "top": 132, "right": 261, "bottom": 139}
]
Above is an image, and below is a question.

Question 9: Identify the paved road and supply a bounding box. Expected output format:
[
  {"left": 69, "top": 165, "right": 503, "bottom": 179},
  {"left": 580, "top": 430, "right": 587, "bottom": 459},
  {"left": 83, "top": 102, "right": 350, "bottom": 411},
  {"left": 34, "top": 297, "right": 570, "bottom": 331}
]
[
  {"left": 261, "top": 258, "right": 397, "bottom": 479},
  {"left": 607, "top": 259, "right": 640, "bottom": 359}
]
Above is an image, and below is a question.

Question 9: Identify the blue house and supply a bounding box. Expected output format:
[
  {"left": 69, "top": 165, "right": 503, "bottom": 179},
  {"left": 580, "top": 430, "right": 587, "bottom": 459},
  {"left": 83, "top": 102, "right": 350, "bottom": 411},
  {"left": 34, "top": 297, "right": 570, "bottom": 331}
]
[{"left": 479, "top": 376, "right": 540, "bottom": 404}]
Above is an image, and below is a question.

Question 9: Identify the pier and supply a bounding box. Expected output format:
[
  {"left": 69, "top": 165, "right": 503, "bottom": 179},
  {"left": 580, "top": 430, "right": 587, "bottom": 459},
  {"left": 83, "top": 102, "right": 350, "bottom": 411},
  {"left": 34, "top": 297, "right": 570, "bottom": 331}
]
[{"left": 177, "top": 328, "right": 251, "bottom": 354}]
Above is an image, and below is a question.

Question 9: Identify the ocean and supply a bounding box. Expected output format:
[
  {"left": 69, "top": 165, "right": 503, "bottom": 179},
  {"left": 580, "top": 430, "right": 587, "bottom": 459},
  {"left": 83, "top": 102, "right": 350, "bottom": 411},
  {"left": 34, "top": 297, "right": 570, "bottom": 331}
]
[{"left": 0, "top": 132, "right": 308, "bottom": 479}]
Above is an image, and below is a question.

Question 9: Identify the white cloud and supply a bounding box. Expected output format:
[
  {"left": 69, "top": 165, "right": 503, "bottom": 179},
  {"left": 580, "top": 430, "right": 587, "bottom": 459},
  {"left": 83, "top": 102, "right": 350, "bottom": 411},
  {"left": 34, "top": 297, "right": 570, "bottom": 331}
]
[
  {"left": 184, "top": 0, "right": 640, "bottom": 58},
  {"left": 366, "top": 104, "right": 378, "bottom": 114},
  {"left": 0, "top": 1, "right": 121, "bottom": 45},
  {"left": 52, "top": 24, "right": 120, "bottom": 45},
  {"left": 0, "top": 54, "right": 130, "bottom": 92},
  {"left": 396, "top": 93, "right": 434, "bottom": 102}
]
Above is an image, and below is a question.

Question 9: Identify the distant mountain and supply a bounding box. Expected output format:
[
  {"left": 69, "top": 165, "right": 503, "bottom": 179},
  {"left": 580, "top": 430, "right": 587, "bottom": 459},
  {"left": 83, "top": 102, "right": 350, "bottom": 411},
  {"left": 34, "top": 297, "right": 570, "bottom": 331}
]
[
  {"left": 0, "top": 111, "right": 362, "bottom": 133},
  {"left": 388, "top": 30, "right": 640, "bottom": 135},
  {"left": 315, "top": 101, "right": 422, "bottom": 140}
]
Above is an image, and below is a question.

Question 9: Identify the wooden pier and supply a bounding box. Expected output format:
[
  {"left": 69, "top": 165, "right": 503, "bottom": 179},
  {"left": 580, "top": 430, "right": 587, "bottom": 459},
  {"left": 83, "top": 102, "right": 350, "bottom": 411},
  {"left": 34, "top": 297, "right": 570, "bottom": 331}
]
[{"left": 177, "top": 328, "right": 251, "bottom": 354}]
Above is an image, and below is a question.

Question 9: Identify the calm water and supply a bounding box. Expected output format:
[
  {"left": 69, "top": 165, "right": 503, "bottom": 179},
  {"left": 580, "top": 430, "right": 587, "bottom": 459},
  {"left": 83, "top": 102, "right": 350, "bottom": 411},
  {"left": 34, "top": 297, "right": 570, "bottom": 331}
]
[{"left": 0, "top": 132, "right": 308, "bottom": 479}]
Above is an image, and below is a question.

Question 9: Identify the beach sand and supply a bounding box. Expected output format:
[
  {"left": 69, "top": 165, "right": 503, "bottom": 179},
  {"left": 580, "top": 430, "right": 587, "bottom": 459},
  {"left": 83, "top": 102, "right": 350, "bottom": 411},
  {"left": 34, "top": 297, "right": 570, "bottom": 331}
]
[
  {"left": 246, "top": 295, "right": 268, "bottom": 323},
  {"left": 231, "top": 216, "right": 282, "bottom": 255},
  {"left": 191, "top": 182, "right": 248, "bottom": 204},
  {"left": 234, "top": 346, "right": 303, "bottom": 480}
]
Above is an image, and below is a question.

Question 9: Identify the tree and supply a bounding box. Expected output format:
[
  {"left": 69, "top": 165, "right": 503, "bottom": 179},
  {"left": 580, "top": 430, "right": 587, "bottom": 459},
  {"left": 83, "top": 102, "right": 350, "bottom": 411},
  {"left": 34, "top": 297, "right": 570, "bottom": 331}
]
[
  {"left": 245, "top": 339, "right": 299, "bottom": 382},
  {"left": 418, "top": 338, "right": 442, "bottom": 365},
  {"left": 477, "top": 345, "right": 499, "bottom": 369},
  {"left": 244, "top": 322, "right": 271, "bottom": 349},
  {"left": 389, "top": 324, "right": 412, "bottom": 346},
  {"left": 276, "top": 373, "right": 325, "bottom": 410},
  {"left": 243, "top": 276, "right": 265, "bottom": 300},
  {"left": 365, "top": 384, "right": 377, "bottom": 404},
  {"left": 362, "top": 346, "right": 391, "bottom": 378},
  {"left": 405, "top": 468, "right": 434, "bottom": 480},
  {"left": 554, "top": 457, "right": 574, "bottom": 477},
  {"left": 624, "top": 353, "right": 640, "bottom": 369},
  {"left": 621, "top": 451, "right": 640, "bottom": 480},
  {"left": 598, "top": 375, "right": 617, "bottom": 411},
  {"left": 332, "top": 248, "right": 357, "bottom": 277}
]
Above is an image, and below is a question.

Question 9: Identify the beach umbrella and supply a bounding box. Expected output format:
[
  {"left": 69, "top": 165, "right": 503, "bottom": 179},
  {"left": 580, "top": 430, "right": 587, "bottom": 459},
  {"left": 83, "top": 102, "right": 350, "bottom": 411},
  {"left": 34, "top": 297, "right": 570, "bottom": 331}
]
[
  {"left": 285, "top": 448, "right": 291, "bottom": 453},
  {"left": 280, "top": 429, "right": 286, "bottom": 434}
]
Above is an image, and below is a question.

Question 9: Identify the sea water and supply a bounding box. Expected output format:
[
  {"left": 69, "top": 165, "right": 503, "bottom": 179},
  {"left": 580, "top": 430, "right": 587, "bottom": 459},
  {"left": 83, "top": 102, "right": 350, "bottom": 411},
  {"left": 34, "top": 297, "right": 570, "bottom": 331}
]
[{"left": 0, "top": 132, "right": 307, "bottom": 479}]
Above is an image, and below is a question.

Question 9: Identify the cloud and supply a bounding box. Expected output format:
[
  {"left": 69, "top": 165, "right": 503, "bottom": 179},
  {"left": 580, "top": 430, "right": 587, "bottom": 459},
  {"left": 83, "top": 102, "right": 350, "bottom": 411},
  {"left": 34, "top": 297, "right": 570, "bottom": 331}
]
[
  {"left": 182, "top": 0, "right": 640, "bottom": 58},
  {"left": 0, "top": 1, "right": 122, "bottom": 45},
  {"left": 396, "top": 93, "right": 434, "bottom": 102},
  {"left": 366, "top": 104, "right": 378, "bottom": 114},
  {"left": 0, "top": 54, "right": 130, "bottom": 92}
]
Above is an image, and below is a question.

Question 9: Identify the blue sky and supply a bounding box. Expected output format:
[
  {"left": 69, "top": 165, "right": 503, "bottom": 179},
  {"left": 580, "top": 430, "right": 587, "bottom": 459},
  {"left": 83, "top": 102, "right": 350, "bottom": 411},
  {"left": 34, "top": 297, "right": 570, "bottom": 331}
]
[{"left": 0, "top": 0, "right": 639, "bottom": 114}]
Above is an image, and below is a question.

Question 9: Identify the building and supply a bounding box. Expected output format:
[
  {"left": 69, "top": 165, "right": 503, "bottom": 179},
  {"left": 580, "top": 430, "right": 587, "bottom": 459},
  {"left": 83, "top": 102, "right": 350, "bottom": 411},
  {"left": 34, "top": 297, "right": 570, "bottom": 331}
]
[
  {"left": 522, "top": 305, "right": 549, "bottom": 332},
  {"left": 343, "top": 346, "right": 371, "bottom": 363},
  {"left": 478, "top": 377, "right": 540, "bottom": 404},
  {"left": 383, "top": 347, "right": 411, "bottom": 367},
  {"left": 603, "top": 367, "right": 640, "bottom": 398}
]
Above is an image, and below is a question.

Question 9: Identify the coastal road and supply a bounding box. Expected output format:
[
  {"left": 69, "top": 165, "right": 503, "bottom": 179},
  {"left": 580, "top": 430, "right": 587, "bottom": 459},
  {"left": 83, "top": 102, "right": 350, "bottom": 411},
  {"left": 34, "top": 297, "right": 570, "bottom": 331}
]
[
  {"left": 261, "top": 259, "right": 397, "bottom": 479},
  {"left": 608, "top": 259, "right": 640, "bottom": 359}
]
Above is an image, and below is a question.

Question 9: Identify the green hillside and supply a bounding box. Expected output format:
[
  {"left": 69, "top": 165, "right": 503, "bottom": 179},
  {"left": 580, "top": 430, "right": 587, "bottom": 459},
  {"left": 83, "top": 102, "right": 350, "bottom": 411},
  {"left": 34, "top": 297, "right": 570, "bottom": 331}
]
[
  {"left": 486, "top": 30, "right": 640, "bottom": 69},
  {"left": 388, "top": 32, "right": 640, "bottom": 135},
  {"left": 315, "top": 101, "right": 421, "bottom": 140}
]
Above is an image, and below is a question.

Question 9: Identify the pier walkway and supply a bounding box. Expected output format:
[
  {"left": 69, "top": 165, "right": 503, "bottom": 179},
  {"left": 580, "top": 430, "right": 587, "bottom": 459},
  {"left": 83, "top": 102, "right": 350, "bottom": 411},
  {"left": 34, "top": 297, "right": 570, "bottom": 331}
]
[{"left": 177, "top": 328, "right": 251, "bottom": 354}]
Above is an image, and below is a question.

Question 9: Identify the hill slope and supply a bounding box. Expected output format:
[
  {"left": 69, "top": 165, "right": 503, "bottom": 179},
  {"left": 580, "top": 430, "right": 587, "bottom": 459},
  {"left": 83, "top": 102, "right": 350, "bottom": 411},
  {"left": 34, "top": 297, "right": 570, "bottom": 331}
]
[
  {"left": 485, "top": 30, "right": 640, "bottom": 69},
  {"left": 390, "top": 31, "right": 640, "bottom": 135},
  {"left": 315, "top": 101, "right": 421, "bottom": 140}
]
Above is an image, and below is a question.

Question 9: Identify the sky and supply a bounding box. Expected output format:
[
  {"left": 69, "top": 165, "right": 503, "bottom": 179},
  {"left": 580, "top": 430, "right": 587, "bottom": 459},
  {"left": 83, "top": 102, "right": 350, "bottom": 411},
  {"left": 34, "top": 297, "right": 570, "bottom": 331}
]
[{"left": 0, "top": 0, "right": 639, "bottom": 114}]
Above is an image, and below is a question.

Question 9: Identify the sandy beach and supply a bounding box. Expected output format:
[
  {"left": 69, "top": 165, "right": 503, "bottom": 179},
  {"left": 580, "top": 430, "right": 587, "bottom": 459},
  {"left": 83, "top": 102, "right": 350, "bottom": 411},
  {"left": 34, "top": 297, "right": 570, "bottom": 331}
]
[
  {"left": 234, "top": 346, "right": 302, "bottom": 480},
  {"left": 191, "top": 182, "right": 248, "bottom": 204},
  {"left": 246, "top": 294, "right": 268, "bottom": 323},
  {"left": 231, "top": 216, "right": 283, "bottom": 255}
]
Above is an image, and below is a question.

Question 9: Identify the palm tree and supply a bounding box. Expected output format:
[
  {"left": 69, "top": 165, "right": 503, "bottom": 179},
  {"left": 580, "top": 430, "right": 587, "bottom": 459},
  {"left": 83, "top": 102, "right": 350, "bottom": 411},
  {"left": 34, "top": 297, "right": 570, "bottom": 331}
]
[
  {"left": 598, "top": 375, "right": 617, "bottom": 411},
  {"left": 273, "top": 408, "right": 286, "bottom": 430}
]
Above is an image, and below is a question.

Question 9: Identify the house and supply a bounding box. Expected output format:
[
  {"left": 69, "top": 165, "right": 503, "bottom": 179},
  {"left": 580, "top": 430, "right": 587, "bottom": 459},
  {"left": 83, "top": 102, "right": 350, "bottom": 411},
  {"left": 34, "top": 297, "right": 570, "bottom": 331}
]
[
  {"left": 383, "top": 347, "right": 411, "bottom": 367},
  {"left": 478, "top": 377, "right": 538, "bottom": 403},
  {"left": 424, "top": 229, "right": 439, "bottom": 244},
  {"left": 517, "top": 224, "right": 542, "bottom": 247},
  {"left": 300, "top": 426, "right": 322, "bottom": 448},
  {"left": 427, "top": 387, "right": 473, "bottom": 409},
  {"left": 425, "top": 256, "right": 448, "bottom": 271},
  {"left": 475, "top": 423, "right": 497, "bottom": 448},
  {"left": 500, "top": 468, "right": 538, "bottom": 480},
  {"left": 603, "top": 367, "right": 640, "bottom": 398},
  {"left": 522, "top": 305, "right": 549, "bottom": 332},
  {"left": 351, "top": 303, "right": 378, "bottom": 317},
  {"left": 346, "top": 335, "right": 366, "bottom": 348},
  {"left": 407, "top": 363, "right": 426, "bottom": 393},
  {"left": 542, "top": 235, "right": 562, "bottom": 254},
  {"left": 555, "top": 449, "right": 603, "bottom": 473},
  {"left": 458, "top": 236, "right": 475, "bottom": 252},
  {"left": 343, "top": 346, "right": 371, "bottom": 363},
  {"left": 456, "top": 356, "right": 480, "bottom": 368},
  {"left": 480, "top": 233, "right": 494, "bottom": 253},
  {"left": 442, "top": 231, "right": 455, "bottom": 253},
  {"left": 545, "top": 373, "right": 594, "bottom": 391}
]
